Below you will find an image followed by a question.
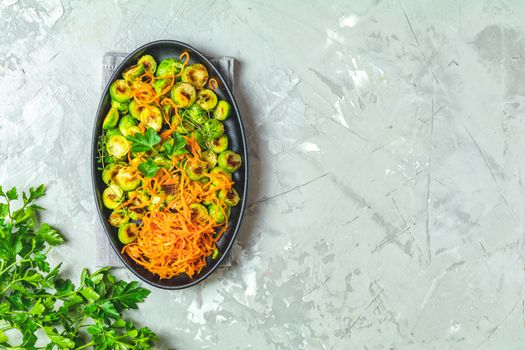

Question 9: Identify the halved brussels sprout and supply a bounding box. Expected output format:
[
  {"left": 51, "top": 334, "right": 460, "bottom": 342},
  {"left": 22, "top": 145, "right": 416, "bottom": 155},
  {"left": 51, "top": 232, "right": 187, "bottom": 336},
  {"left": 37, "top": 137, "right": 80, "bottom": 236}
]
[
  {"left": 128, "top": 207, "right": 145, "bottom": 221},
  {"left": 181, "top": 63, "right": 209, "bottom": 89},
  {"left": 128, "top": 189, "right": 150, "bottom": 206},
  {"left": 219, "top": 187, "right": 240, "bottom": 206},
  {"left": 103, "top": 106, "right": 119, "bottom": 130},
  {"left": 190, "top": 203, "right": 209, "bottom": 222},
  {"left": 118, "top": 222, "right": 139, "bottom": 244},
  {"left": 152, "top": 78, "right": 172, "bottom": 96},
  {"left": 156, "top": 58, "right": 183, "bottom": 77},
  {"left": 138, "top": 54, "right": 157, "bottom": 74},
  {"left": 153, "top": 156, "right": 172, "bottom": 168},
  {"left": 207, "top": 204, "right": 229, "bottom": 224},
  {"left": 213, "top": 100, "right": 231, "bottom": 121},
  {"left": 210, "top": 167, "right": 233, "bottom": 181},
  {"left": 202, "top": 119, "right": 224, "bottom": 140},
  {"left": 102, "top": 162, "right": 122, "bottom": 184},
  {"left": 110, "top": 79, "right": 132, "bottom": 103},
  {"left": 129, "top": 99, "right": 144, "bottom": 120},
  {"left": 123, "top": 65, "right": 145, "bottom": 83},
  {"left": 185, "top": 160, "right": 207, "bottom": 181},
  {"left": 118, "top": 115, "right": 138, "bottom": 137},
  {"left": 218, "top": 151, "right": 241, "bottom": 173},
  {"left": 170, "top": 82, "right": 196, "bottom": 107},
  {"left": 139, "top": 106, "right": 163, "bottom": 132},
  {"left": 196, "top": 89, "right": 218, "bottom": 111},
  {"left": 109, "top": 209, "right": 129, "bottom": 227},
  {"left": 202, "top": 150, "right": 217, "bottom": 169},
  {"left": 106, "top": 135, "right": 130, "bottom": 159},
  {"left": 111, "top": 100, "right": 129, "bottom": 113},
  {"left": 126, "top": 126, "right": 140, "bottom": 136},
  {"left": 186, "top": 104, "right": 207, "bottom": 124},
  {"left": 105, "top": 128, "right": 123, "bottom": 139},
  {"left": 115, "top": 166, "right": 141, "bottom": 191},
  {"left": 210, "top": 135, "right": 228, "bottom": 153},
  {"left": 161, "top": 99, "right": 174, "bottom": 118},
  {"left": 102, "top": 184, "right": 124, "bottom": 209}
]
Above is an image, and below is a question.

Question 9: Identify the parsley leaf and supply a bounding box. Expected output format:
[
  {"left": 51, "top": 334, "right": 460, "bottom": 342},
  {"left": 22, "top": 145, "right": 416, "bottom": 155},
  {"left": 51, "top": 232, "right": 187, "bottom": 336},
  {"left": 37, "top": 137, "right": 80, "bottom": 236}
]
[
  {"left": 138, "top": 158, "right": 160, "bottom": 178},
  {"left": 163, "top": 132, "right": 188, "bottom": 157},
  {"left": 126, "top": 128, "right": 161, "bottom": 153}
]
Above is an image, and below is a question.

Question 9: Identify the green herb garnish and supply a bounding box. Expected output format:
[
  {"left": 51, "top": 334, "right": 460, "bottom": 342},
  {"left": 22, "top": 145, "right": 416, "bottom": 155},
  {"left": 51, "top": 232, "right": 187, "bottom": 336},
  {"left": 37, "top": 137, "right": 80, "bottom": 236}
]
[{"left": 0, "top": 184, "right": 156, "bottom": 349}]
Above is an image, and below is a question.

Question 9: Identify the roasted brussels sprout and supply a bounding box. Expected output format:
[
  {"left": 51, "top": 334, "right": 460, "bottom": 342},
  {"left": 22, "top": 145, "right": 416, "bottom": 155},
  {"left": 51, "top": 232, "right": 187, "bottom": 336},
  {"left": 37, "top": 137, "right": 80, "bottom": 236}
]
[
  {"left": 190, "top": 203, "right": 209, "bottom": 222},
  {"left": 185, "top": 160, "right": 207, "bottom": 181},
  {"left": 115, "top": 166, "right": 141, "bottom": 191},
  {"left": 106, "top": 135, "right": 130, "bottom": 159},
  {"left": 181, "top": 63, "right": 209, "bottom": 89},
  {"left": 102, "top": 162, "right": 122, "bottom": 184},
  {"left": 213, "top": 100, "right": 231, "bottom": 121},
  {"left": 196, "top": 89, "right": 218, "bottom": 111},
  {"left": 105, "top": 128, "right": 123, "bottom": 138},
  {"left": 110, "top": 79, "right": 132, "bottom": 103},
  {"left": 210, "top": 166, "right": 233, "bottom": 180},
  {"left": 139, "top": 106, "right": 163, "bottom": 132},
  {"left": 118, "top": 222, "right": 139, "bottom": 244},
  {"left": 128, "top": 189, "right": 150, "bottom": 206},
  {"left": 170, "top": 82, "right": 196, "bottom": 108},
  {"left": 128, "top": 207, "right": 145, "bottom": 221},
  {"left": 103, "top": 106, "right": 119, "bottom": 130},
  {"left": 153, "top": 156, "right": 172, "bottom": 168},
  {"left": 102, "top": 184, "right": 124, "bottom": 209},
  {"left": 109, "top": 209, "right": 130, "bottom": 227},
  {"left": 111, "top": 100, "right": 129, "bottom": 113},
  {"left": 152, "top": 78, "right": 172, "bottom": 96},
  {"left": 202, "top": 150, "right": 217, "bottom": 169},
  {"left": 186, "top": 104, "right": 207, "bottom": 125},
  {"left": 138, "top": 54, "right": 157, "bottom": 74},
  {"left": 218, "top": 150, "right": 241, "bottom": 173},
  {"left": 161, "top": 99, "right": 174, "bottom": 118},
  {"left": 210, "top": 135, "right": 228, "bottom": 153},
  {"left": 123, "top": 65, "right": 144, "bottom": 83},
  {"left": 156, "top": 58, "right": 183, "bottom": 77},
  {"left": 118, "top": 115, "right": 138, "bottom": 137},
  {"left": 202, "top": 119, "right": 224, "bottom": 140},
  {"left": 129, "top": 99, "right": 144, "bottom": 120},
  {"left": 219, "top": 187, "right": 240, "bottom": 206},
  {"left": 207, "top": 203, "right": 228, "bottom": 224}
]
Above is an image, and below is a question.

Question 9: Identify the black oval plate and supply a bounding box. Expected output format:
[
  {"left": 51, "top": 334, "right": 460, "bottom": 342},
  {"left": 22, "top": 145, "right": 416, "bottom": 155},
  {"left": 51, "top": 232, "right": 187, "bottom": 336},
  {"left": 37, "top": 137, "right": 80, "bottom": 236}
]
[{"left": 91, "top": 40, "right": 248, "bottom": 289}]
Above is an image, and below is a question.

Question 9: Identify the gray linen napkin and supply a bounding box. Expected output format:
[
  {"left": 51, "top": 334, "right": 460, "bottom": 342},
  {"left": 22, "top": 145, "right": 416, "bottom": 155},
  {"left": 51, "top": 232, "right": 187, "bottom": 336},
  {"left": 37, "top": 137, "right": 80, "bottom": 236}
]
[{"left": 96, "top": 52, "right": 235, "bottom": 268}]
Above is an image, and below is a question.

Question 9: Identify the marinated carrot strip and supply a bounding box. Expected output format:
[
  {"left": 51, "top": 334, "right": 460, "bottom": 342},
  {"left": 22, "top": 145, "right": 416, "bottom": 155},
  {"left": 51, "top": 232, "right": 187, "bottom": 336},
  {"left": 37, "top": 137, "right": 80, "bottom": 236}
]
[{"left": 208, "top": 78, "right": 219, "bottom": 90}]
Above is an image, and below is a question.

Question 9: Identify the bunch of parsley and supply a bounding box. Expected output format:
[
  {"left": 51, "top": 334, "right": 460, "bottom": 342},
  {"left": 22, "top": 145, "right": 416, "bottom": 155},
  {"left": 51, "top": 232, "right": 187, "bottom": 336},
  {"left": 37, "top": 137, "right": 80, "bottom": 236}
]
[{"left": 0, "top": 185, "right": 156, "bottom": 349}]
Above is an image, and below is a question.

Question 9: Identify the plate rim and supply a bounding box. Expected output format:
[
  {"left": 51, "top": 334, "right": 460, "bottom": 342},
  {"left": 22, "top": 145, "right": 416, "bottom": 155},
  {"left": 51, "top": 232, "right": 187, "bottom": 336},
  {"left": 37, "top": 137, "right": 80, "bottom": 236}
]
[{"left": 90, "top": 40, "right": 248, "bottom": 289}]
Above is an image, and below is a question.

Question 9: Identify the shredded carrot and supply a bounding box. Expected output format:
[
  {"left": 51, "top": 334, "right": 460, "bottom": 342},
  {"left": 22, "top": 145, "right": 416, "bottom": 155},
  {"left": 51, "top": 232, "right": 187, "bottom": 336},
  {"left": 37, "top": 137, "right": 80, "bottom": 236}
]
[
  {"left": 208, "top": 78, "right": 219, "bottom": 91},
  {"left": 180, "top": 51, "right": 190, "bottom": 66}
]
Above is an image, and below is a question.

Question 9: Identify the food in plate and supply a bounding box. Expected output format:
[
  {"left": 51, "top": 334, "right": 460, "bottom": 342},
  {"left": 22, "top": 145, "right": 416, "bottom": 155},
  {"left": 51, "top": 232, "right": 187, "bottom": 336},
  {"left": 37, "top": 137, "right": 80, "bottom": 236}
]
[{"left": 97, "top": 52, "right": 241, "bottom": 279}]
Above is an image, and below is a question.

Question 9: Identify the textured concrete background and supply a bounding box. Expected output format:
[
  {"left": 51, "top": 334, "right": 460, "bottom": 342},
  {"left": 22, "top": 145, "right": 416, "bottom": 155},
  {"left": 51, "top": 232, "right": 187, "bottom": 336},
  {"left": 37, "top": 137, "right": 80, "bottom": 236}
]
[{"left": 1, "top": 0, "right": 525, "bottom": 349}]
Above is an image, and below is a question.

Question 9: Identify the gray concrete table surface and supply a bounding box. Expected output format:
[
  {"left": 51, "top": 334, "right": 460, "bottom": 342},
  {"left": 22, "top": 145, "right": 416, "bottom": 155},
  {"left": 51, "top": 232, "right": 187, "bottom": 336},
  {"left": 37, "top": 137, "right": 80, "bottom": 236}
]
[{"left": 1, "top": 0, "right": 525, "bottom": 349}]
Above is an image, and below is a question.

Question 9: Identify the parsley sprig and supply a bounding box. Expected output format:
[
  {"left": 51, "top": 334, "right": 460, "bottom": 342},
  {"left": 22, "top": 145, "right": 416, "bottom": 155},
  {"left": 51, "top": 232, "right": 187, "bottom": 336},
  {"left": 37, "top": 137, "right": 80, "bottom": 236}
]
[
  {"left": 126, "top": 128, "right": 188, "bottom": 178},
  {"left": 0, "top": 185, "right": 156, "bottom": 349}
]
